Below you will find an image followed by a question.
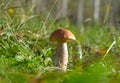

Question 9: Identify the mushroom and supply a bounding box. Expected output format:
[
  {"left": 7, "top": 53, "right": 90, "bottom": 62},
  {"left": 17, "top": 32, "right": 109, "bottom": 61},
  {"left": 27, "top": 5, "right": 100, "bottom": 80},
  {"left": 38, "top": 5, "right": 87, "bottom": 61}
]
[{"left": 49, "top": 28, "right": 76, "bottom": 72}]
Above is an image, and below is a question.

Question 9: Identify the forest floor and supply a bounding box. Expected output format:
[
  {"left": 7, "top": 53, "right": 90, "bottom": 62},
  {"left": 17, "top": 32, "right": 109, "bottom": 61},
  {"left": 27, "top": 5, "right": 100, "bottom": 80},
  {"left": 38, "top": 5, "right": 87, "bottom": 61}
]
[{"left": 0, "top": 4, "right": 120, "bottom": 83}]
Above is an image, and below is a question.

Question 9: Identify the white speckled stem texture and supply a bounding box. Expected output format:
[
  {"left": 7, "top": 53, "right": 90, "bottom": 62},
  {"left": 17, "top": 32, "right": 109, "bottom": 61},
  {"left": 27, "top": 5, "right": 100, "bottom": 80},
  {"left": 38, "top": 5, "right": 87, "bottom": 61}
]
[{"left": 55, "top": 42, "right": 68, "bottom": 72}]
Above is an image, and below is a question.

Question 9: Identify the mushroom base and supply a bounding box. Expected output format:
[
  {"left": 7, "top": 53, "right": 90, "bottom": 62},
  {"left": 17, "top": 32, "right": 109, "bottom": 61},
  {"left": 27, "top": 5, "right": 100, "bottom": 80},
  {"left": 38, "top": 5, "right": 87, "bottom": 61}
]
[{"left": 55, "top": 42, "right": 68, "bottom": 72}]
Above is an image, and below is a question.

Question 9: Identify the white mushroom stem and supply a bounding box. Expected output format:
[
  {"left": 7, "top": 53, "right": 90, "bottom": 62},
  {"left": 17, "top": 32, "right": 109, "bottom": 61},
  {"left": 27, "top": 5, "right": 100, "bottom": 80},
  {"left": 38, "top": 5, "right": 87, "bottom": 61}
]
[{"left": 55, "top": 42, "right": 68, "bottom": 72}]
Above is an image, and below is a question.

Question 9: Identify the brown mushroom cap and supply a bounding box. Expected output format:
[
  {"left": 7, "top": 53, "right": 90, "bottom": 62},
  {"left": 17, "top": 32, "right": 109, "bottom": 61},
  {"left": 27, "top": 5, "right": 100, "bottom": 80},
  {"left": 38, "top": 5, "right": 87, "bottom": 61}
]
[{"left": 49, "top": 28, "right": 76, "bottom": 42}]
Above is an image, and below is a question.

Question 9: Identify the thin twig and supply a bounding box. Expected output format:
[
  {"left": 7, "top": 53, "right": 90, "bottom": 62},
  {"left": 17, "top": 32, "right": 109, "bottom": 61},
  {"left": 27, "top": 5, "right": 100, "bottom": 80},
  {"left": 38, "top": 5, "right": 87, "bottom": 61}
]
[
  {"left": 102, "top": 40, "right": 116, "bottom": 60},
  {"left": 44, "top": 0, "right": 58, "bottom": 25}
]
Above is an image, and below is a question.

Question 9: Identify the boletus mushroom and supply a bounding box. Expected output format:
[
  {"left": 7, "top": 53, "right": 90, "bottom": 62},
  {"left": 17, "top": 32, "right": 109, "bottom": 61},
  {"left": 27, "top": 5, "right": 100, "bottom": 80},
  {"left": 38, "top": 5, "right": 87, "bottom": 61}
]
[{"left": 49, "top": 28, "right": 76, "bottom": 72}]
